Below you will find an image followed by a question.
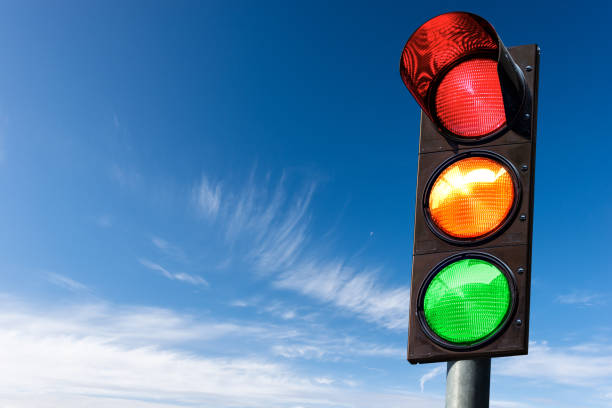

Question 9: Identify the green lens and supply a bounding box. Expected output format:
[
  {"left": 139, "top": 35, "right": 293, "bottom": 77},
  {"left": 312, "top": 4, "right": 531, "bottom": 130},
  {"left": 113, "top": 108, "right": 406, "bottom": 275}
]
[{"left": 423, "top": 258, "right": 511, "bottom": 345}]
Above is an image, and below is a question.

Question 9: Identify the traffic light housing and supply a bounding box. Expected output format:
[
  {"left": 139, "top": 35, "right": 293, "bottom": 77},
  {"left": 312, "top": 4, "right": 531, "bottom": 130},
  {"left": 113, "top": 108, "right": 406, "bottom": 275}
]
[{"left": 401, "top": 12, "right": 539, "bottom": 364}]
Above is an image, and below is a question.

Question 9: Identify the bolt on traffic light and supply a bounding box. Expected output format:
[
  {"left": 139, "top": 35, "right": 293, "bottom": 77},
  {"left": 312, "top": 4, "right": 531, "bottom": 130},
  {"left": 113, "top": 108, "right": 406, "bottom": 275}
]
[{"left": 401, "top": 12, "right": 539, "bottom": 363}]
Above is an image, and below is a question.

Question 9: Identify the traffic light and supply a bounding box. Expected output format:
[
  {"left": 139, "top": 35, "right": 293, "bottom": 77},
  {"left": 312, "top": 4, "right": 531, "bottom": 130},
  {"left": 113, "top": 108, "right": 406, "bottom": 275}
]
[{"left": 401, "top": 12, "right": 539, "bottom": 364}]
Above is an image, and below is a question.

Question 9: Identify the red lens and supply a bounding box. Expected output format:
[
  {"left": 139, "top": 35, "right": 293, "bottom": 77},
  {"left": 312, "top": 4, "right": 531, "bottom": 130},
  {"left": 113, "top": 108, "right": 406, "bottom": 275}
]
[{"left": 435, "top": 58, "right": 506, "bottom": 137}]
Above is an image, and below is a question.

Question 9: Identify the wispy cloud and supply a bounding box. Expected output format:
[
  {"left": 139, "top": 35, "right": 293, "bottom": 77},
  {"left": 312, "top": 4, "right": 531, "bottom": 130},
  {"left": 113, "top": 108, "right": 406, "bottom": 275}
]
[
  {"left": 194, "top": 175, "right": 221, "bottom": 219},
  {"left": 556, "top": 291, "right": 605, "bottom": 306},
  {"left": 139, "top": 258, "right": 208, "bottom": 286},
  {"left": 419, "top": 365, "right": 444, "bottom": 392},
  {"left": 195, "top": 170, "right": 410, "bottom": 330},
  {"left": 219, "top": 170, "right": 311, "bottom": 273},
  {"left": 247, "top": 181, "right": 314, "bottom": 273},
  {"left": 275, "top": 261, "right": 409, "bottom": 330},
  {"left": 46, "top": 272, "right": 89, "bottom": 292}
]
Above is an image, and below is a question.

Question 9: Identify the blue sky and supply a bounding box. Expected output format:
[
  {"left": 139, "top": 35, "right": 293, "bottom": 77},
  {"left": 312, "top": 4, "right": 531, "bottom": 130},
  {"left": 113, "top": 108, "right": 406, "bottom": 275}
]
[{"left": 0, "top": 1, "right": 611, "bottom": 407}]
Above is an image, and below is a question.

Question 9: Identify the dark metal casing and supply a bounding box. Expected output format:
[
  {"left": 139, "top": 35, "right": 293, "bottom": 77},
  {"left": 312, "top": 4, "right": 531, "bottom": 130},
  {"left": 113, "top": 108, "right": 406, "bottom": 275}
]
[{"left": 408, "top": 44, "right": 539, "bottom": 364}]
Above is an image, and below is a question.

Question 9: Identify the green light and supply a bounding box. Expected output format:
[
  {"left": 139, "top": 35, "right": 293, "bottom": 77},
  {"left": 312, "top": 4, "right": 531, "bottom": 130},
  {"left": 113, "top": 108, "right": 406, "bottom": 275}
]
[{"left": 423, "top": 258, "right": 511, "bottom": 345}]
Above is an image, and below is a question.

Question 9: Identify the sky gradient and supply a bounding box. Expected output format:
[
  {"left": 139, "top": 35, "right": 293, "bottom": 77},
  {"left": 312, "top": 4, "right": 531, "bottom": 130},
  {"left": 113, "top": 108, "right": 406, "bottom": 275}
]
[{"left": 0, "top": 1, "right": 611, "bottom": 407}]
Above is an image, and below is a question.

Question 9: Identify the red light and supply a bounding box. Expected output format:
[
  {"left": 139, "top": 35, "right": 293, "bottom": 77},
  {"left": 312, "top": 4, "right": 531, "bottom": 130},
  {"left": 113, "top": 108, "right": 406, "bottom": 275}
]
[{"left": 435, "top": 58, "right": 506, "bottom": 137}]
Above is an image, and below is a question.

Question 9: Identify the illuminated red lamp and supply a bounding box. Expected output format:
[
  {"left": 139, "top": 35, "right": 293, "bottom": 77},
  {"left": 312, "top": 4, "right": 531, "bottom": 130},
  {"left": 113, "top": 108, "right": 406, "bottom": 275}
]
[
  {"left": 399, "top": 12, "right": 526, "bottom": 140},
  {"left": 435, "top": 58, "right": 505, "bottom": 137}
]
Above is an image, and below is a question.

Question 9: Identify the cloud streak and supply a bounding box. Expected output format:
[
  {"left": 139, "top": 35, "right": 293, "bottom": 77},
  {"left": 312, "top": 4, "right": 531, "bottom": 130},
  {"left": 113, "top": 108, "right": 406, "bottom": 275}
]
[
  {"left": 419, "top": 365, "right": 444, "bottom": 392},
  {"left": 556, "top": 291, "right": 605, "bottom": 306},
  {"left": 46, "top": 272, "right": 89, "bottom": 292},
  {"left": 139, "top": 258, "right": 208, "bottom": 286}
]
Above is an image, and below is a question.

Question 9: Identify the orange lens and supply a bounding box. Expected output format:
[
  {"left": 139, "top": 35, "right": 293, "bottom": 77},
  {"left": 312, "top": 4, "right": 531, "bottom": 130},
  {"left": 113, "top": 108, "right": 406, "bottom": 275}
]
[{"left": 428, "top": 156, "right": 515, "bottom": 239}]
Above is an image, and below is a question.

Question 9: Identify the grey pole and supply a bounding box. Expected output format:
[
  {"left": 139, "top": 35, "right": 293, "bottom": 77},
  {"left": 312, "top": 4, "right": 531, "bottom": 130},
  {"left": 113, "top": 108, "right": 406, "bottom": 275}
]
[{"left": 445, "top": 358, "right": 491, "bottom": 408}]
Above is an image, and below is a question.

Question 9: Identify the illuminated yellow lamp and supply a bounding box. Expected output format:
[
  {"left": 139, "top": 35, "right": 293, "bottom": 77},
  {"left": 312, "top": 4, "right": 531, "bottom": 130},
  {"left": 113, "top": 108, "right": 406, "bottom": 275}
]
[{"left": 428, "top": 156, "right": 515, "bottom": 239}]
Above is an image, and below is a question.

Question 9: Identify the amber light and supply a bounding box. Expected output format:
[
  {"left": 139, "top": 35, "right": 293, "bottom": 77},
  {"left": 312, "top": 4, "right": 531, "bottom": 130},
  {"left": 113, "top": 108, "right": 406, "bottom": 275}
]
[
  {"left": 427, "top": 156, "right": 515, "bottom": 239},
  {"left": 435, "top": 58, "right": 506, "bottom": 138}
]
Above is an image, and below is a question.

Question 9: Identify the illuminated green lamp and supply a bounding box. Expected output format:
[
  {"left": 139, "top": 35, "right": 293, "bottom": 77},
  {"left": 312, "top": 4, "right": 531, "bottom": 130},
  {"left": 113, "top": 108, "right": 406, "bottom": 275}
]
[{"left": 422, "top": 258, "right": 511, "bottom": 345}]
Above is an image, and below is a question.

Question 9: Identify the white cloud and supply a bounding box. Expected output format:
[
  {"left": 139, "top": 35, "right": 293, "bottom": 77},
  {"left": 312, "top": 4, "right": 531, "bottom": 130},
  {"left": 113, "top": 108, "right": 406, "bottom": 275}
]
[
  {"left": 0, "top": 296, "right": 441, "bottom": 408},
  {"left": 194, "top": 175, "right": 221, "bottom": 219},
  {"left": 0, "top": 298, "right": 256, "bottom": 347},
  {"left": 0, "top": 294, "right": 401, "bottom": 365},
  {"left": 568, "top": 342, "right": 612, "bottom": 354},
  {"left": 419, "top": 365, "right": 444, "bottom": 392},
  {"left": 13, "top": 297, "right": 608, "bottom": 407},
  {"left": 139, "top": 258, "right": 208, "bottom": 286},
  {"left": 0, "top": 321, "right": 317, "bottom": 407},
  {"left": 496, "top": 341, "right": 612, "bottom": 387}
]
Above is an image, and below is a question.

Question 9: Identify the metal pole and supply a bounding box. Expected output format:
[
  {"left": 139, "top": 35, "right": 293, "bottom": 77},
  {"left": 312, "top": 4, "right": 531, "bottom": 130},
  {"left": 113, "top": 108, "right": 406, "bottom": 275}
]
[{"left": 445, "top": 358, "right": 491, "bottom": 408}]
